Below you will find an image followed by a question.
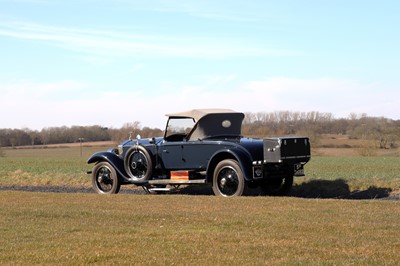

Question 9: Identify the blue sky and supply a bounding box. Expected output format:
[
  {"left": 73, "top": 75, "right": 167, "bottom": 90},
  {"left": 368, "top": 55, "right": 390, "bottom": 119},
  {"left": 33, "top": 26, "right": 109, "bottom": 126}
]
[{"left": 1, "top": 0, "right": 399, "bottom": 130}]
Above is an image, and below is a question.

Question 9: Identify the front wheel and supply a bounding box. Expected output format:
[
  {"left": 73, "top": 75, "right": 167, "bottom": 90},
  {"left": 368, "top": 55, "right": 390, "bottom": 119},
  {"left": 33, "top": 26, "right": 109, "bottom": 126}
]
[
  {"left": 92, "top": 162, "right": 121, "bottom": 194},
  {"left": 212, "top": 159, "right": 246, "bottom": 197}
]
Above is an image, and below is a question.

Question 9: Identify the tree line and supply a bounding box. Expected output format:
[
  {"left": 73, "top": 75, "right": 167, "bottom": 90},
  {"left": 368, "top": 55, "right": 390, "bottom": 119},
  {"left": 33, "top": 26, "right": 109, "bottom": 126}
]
[
  {"left": 242, "top": 111, "right": 399, "bottom": 149},
  {"left": 0, "top": 123, "right": 163, "bottom": 148},
  {"left": 0, "top": 111, "right": 399, "bottom": 149}
]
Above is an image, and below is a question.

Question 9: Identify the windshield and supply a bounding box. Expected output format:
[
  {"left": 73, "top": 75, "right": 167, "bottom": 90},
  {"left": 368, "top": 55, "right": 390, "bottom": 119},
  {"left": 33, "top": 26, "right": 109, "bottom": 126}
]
[{"left": 165, "top": 117, "right": 195, "bottom": 140}]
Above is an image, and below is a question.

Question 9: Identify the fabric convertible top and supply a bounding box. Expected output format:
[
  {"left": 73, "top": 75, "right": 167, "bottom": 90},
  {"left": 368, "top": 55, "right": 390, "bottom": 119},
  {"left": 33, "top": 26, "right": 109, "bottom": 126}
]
[
  {"left": 166, "top": 108, "right": 240, "bottom": 122},
  {"left": 166, "top": 109, "right": 245, "bottom": 141}
]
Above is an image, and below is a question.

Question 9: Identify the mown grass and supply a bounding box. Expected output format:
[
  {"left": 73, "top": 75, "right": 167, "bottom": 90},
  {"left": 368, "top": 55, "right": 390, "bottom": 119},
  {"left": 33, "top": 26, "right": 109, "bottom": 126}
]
[
  {"left": 0, "top": 191, "right": 399, "bottom": 265},
  {"left": 1, "top": 146, "right": 400, "bottom": 265}
]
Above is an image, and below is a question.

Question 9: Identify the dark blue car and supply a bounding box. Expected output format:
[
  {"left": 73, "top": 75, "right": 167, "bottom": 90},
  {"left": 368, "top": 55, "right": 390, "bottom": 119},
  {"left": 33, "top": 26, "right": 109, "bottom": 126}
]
[{"left": 87, "top": 109, "right": 310, "bottom": 197}]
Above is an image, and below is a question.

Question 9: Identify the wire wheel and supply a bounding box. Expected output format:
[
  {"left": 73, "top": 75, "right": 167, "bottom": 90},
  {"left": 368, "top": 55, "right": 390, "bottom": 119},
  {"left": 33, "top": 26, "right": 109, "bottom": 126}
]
[
  {"left": 124, "top": 145, "right": 153, "bottom": 181},
  {"left": 92, "top": 162, "right": 120, "bottom": 194}
]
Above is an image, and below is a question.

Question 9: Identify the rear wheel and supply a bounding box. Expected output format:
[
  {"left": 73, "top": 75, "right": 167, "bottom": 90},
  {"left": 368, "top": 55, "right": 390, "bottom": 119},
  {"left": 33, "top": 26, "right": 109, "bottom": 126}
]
[
  {"left": 92, "top": 162, "right": 121, "bottom": 194},
  {"left": 260, "top": 175, "right": 293, "bottom": 196},
  {"left": 212, "top": 159, "right": 246, "bottom": 197}
]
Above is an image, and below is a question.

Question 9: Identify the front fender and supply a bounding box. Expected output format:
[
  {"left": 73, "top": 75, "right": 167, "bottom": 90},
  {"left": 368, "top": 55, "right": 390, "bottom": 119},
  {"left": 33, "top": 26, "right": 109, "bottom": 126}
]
[
  {"left": 207, "top": 147, "right": 253, "bottom": 182},
  {"left": 87, "top": 151, "right": 130, "bottom": 181}
]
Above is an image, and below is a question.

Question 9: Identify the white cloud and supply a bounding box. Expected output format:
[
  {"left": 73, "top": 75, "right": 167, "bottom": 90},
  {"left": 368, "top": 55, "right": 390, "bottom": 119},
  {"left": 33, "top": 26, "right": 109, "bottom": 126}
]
[
  {"left": 242, "top": 77, "right": 399, "bottom": 119},
  {"left": 1, "top": 80, "right": 85, "bottom": 100},
  {"left": 0, "top": 80, "right": 88, "bottom": 129},
  {"left": 1, "top": 77, "right": 398, "bottom": 130}
]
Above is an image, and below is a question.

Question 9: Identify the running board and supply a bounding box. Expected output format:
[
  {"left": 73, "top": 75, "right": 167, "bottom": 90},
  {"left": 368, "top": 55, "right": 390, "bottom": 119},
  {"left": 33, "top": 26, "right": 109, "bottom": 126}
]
[{"left": 148, "top": 179, "right": 207, "bottom": 185}]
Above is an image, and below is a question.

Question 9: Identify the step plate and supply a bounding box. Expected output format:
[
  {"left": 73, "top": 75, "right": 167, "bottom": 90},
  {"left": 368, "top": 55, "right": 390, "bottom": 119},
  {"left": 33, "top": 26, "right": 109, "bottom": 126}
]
[{"left": 148, "top": 179, "right": 207, "bottom": 185}]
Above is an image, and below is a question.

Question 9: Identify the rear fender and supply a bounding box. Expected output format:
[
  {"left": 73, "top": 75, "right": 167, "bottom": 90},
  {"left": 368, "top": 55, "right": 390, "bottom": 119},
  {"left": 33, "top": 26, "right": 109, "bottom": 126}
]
[
  {"left": 207, "top": 148, "right": 253, "bottom": 182},
  {"left": 87, "top": 151, "right": 130, "bottom": 182}
]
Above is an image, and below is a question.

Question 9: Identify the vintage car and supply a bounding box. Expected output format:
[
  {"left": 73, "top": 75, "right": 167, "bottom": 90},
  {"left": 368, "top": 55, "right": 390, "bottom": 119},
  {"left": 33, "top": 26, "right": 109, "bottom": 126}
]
[{"left": 87, "top": 109, "right": 311, "bottom": 197}]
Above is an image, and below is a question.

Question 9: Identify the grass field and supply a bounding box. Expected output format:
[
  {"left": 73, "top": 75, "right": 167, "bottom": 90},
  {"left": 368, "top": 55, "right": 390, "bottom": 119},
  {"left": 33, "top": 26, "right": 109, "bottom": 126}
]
[
  {"left": 0, "top": 146, "right": 103, "bottom": 188},
  {"left": 0, "top": 144, "right": 399, "bottom": 265},
  {"left": 1, "top": 191, "right": 399, "bottom": 265}
]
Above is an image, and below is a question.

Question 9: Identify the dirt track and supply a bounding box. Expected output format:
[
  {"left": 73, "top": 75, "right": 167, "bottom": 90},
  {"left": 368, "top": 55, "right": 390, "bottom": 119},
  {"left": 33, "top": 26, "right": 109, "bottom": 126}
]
[{"left": 0, "top": 185, "right": 144, "bottom": 194}]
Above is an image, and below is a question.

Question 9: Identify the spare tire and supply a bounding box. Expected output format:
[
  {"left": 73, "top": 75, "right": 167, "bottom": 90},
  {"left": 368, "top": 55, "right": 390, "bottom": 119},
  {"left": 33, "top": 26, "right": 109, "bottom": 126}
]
[{"left": 124, "top": 145, "right": 153, "bottom": 181}]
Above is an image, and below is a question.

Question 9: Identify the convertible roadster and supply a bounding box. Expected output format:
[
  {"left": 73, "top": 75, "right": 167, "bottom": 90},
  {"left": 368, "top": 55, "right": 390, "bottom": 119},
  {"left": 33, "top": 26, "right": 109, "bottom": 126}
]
[{"left": 87, "top": 109, "right": 311, "bottom": 197}]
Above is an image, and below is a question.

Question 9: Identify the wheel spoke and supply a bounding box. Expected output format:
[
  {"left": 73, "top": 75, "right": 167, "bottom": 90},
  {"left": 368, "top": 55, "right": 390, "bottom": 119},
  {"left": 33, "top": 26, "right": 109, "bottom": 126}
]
[
  {"left": 128, "top": 152, "right": 148, "bottom": 179},
  {"left": 124, "top": 146, "right": 153, "bottom": 181},
  {"left": 92, "top": 162, "right": 120, "bottom": 194},
  {"left": 96, "top": 166, "right": 113, "bottom": 193}
]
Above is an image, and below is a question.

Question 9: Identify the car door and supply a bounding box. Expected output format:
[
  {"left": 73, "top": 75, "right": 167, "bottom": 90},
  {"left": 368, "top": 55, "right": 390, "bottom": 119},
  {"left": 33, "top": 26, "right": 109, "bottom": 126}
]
[
  {"left": 160, "top": 140, "right": 221, "bottom": 171},
  {"left": 160, "top": 140, "right": 185, "bottom": 169},
  {"left": 181, "top": 141, "right": 223, "bottom": 170}
]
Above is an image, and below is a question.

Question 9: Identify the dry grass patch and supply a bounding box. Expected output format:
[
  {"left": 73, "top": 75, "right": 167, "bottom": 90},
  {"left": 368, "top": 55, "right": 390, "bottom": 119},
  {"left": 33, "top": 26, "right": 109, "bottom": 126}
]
[{"left": 1, "top": 192, "right": 399, "bottom": 265}]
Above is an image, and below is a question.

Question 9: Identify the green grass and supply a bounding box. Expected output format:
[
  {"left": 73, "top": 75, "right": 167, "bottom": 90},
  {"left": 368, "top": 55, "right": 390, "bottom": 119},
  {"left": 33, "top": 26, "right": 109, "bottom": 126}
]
[
  {"left": 0, "top": 191, "right": 399, "bottom": 265},
  {"left": 1, "top": 147, "right": 400, "bottom": 196},
  {"left": 306, "top": 156, "right": 400, "bottom": 181},
  {"left": 0, "top": 146, "right": 100, "bottom": 187},
  {"left": 294, "top": 156, "right": 400, "bottom": 198},
  {"left": 0, "top": 157, "right": 88, "bottom": 187}
]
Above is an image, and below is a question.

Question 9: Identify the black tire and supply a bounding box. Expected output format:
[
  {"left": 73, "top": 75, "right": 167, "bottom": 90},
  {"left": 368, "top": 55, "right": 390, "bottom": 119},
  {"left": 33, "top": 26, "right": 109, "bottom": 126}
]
[
  {"left": 260, "top": 175, "right": 293, "bottom": 196},
  {"left": 92, "top": 162, "right": 121, "bottom": 194},
  {"left": 212, "top": 159, "right": 246, "bottom": 197},
  {"left": 124, "top": 145, "right": 153, "bottom": 181}
]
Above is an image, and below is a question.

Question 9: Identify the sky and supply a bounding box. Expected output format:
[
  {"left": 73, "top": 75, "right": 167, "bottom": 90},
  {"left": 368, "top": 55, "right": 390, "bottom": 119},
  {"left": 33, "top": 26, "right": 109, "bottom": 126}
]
[{"left": 1, "top": 0, "right": 400, "bottom": 130}]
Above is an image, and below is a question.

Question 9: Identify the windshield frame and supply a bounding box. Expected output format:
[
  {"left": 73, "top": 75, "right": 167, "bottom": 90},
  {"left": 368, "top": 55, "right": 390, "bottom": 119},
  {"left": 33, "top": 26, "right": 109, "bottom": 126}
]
[{"left": 164, "top": 117, "right": 196, "bottom": 140}]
